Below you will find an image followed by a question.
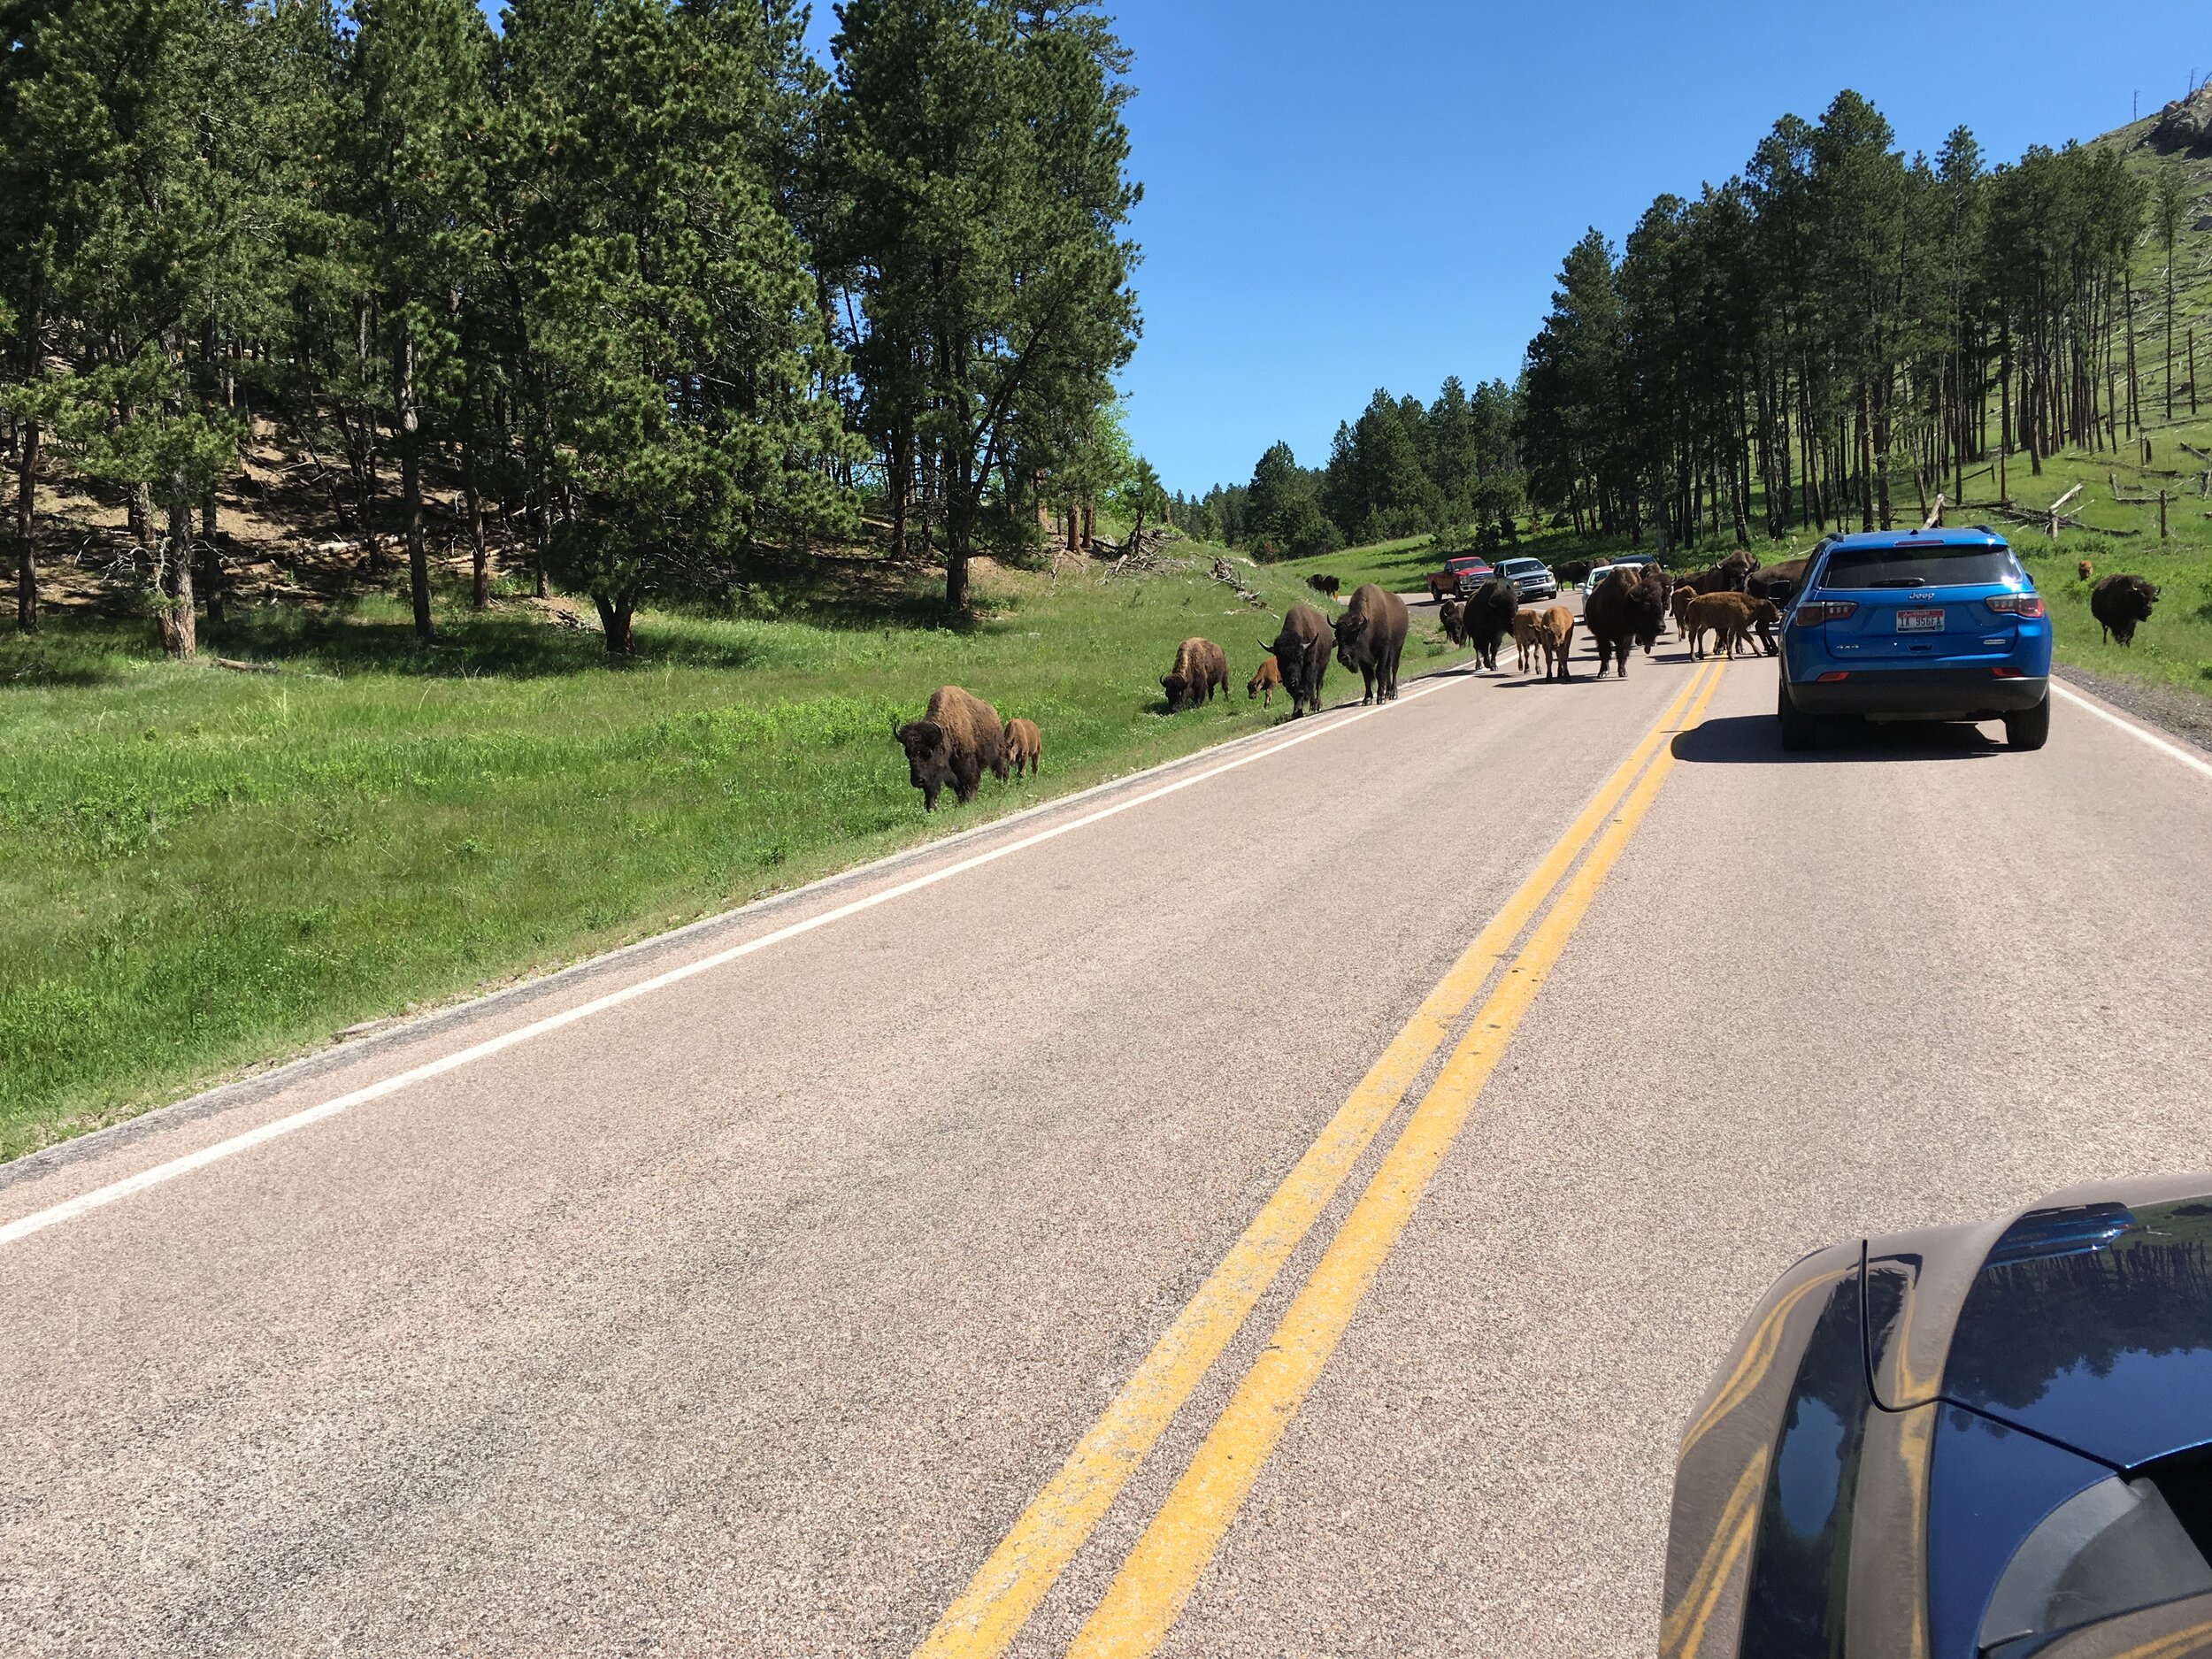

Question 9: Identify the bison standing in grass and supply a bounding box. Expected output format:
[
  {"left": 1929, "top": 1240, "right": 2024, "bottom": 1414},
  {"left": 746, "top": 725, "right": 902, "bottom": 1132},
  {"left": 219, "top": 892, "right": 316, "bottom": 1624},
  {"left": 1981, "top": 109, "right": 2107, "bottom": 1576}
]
[
  {"left": 1247, "top": 654, "right": 1282, "bottom": 707},
  {"left": 1462, "top": 577, "right": 1519, "bottom": 672},
  {"left": 1333, "top": 582, "right": 1409, "bottom": 704},
  {"left": 999, "top": 718, "right": 1041, "bottom": 779},
  {"left": 2091, "top": 573, "right": 2159, "bottom": 646},
  {"left": 1261, "top": 603, "right": 1334, "bottom": 718},
  {"left": 1161, "top": 637, "right": 1230, "bottom": 712},
  {"left": 1307, "top": 572, "right": 1341, "bottom": 596},
  {"left": 1583, "top": 566, "right": 1663, "bottom": 678},
  {"left": 894, "top": 686, "right": 1004, "bottom": 810}
]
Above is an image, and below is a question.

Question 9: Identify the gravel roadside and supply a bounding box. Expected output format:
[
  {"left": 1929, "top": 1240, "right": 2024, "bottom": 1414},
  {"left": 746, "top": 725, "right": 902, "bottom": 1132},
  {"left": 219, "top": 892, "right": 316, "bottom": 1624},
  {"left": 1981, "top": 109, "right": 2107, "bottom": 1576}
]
[{"left": 2055, "top": 662, "right": 2212, "bottom": 757}]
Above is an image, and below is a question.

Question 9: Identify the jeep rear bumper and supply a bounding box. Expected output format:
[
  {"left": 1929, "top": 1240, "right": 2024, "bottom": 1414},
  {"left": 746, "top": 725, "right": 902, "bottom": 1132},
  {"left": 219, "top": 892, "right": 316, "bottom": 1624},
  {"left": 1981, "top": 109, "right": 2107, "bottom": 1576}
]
[{"left": 1785, "top": 669, "right": 2048, "bottom": 718}]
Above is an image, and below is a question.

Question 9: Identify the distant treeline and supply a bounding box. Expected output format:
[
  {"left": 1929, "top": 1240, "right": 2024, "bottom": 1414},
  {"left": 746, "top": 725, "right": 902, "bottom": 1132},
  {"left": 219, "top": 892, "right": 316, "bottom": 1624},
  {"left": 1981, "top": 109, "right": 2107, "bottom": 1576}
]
[
  {"left": 1517, "top": 90, "right": 2201, "bottom": 551},
  {"left": 0, "top": 0, "right": 1141, "bottom": 651},
  {"left": 1177, "top": 375, "right": 1525, "bottom": 558}
]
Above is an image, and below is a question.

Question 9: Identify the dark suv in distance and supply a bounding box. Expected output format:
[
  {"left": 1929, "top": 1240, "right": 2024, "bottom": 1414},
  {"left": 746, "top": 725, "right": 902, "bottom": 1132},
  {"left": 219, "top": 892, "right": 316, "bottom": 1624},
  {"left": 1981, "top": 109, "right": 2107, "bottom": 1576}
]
[{"left": 1778, "top": 528, "right": 2051, "bottom": 752}]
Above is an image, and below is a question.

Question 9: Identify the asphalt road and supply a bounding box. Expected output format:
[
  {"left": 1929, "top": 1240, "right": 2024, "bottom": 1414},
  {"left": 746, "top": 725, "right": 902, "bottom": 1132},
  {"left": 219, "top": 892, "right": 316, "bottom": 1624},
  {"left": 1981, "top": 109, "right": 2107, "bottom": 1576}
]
[{"left": 6, "top": 630, "right": 2212, "bottom": 1658}]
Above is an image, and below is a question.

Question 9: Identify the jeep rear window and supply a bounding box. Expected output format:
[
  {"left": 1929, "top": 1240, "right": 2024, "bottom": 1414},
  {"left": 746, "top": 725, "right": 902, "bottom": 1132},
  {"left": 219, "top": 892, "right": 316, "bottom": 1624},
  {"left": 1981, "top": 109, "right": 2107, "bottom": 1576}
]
[{"left": 1819, "top": 544, "right": 2022, "bottom": 589}]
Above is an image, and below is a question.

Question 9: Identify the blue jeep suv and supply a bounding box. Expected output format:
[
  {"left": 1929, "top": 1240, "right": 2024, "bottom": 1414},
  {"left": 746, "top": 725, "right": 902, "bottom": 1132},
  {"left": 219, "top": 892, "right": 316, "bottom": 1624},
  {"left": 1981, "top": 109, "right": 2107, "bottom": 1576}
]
[{"left": 1778, "top": 528, "right": 2051, "bottom": 752}]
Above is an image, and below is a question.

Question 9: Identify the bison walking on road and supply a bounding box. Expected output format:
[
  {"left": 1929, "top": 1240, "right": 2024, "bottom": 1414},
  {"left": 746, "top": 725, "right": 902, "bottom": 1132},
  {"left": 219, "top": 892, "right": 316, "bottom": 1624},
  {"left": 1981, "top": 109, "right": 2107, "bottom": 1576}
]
[
  {"left": 1536, "top": 605, "right": 1575, "bottom": 680},
  {"left": 1161, "top": 637, "right": 1230, "bottom": 712},
  {"left": 1511, "top": 608, "right": 1544, "bottom": 672},
  {"left": 2091, "top": 573, "right": 2159, "bottom": 646},
  {"left": 1583, "top": 567, "right": 1663, "bottom": 678},
  {"left": 894, "top": 686, "right": 1004, "bottom": 810},
  {"left": 1437, "top": 597, "right": 1465, "bottom": 646},
  {"left": 1333, "top": 583, "right": 1409, "bottom": 704},
  {"left": 1261, "top": 603, "right": 1334, "bottom": 718},
  {"left": 1462, "top": 577, "right": 1519, "bottom": 672}
]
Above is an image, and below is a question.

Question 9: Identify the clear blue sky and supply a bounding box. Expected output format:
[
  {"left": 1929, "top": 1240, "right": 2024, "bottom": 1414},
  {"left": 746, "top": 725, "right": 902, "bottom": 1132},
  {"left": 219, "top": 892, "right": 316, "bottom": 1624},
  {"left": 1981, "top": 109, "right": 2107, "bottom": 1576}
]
[{"left": 799, "top": 1, "right": 2206, "bottom": 496}]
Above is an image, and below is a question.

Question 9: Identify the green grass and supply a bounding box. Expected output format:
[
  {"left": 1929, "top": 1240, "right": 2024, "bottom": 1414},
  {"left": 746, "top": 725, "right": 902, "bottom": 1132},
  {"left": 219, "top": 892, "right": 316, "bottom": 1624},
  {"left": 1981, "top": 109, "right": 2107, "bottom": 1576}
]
[{"left": 0, "top": 556, "right": 1476, "bottom": 1160}]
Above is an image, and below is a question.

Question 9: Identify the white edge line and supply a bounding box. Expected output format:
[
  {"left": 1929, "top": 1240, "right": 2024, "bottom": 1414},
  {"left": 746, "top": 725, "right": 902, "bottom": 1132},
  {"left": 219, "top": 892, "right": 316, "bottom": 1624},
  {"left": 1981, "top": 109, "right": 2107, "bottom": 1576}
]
[
  {"left": 0, "top": 677, "right": 1461, "bottom": 1249},
  {"left": 2051, "top": 680, "right": 2212, "bottom": 782}
]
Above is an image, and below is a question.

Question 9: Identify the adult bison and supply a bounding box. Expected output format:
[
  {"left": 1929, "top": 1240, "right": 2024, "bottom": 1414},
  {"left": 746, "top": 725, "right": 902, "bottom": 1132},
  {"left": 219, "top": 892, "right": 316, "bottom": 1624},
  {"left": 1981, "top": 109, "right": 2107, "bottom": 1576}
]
[
  {"left": 893, "top": 686, "right": 1003, "bottom": 811},
  {"left": 1260, "top": 603, "right": 1334, "bottom": 718},
  {"left": 1461, "top": 576, "right": 1519, "bottom": 672},
  {"left": 1437, "top": 597, "right": 1465, "bottom": 646},
  {"left": 1745, "top": 557, "right": 1806, "bottom": 607},
  {"left": 1307, "top": 572, "right": 1341, "bottom": 596},
  {"left": 1333, "top": 583, "right": 1409, "bottom": 704},
  {"left": 1160, "top": 636, "right": 1229, "bottom": 711},
  {"left": 2091, "top": 573, "right": 2160, "bottom": 647},
  {"left": 1583, "top": 566, "right": 1664, "bottom": 678},
  {"left": 1632, "top": 565, "right": 1669, "bottom": 656}
]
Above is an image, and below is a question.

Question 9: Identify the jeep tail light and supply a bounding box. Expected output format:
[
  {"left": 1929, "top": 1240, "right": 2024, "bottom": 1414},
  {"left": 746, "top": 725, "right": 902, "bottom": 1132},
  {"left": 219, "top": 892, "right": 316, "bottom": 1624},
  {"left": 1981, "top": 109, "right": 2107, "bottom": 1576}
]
[
  {"left": 1816, "top": 671, "right": 1851, "bottom": 683},
  {"left": 1794, "top": 601, "right": 1858, "bottom": 626},
  {"left": 1993, "top": 666, "right": 2025, "bottom": 678},
  {"left": 1988, "top": 593, "right": 2045, "bottom": 618}
]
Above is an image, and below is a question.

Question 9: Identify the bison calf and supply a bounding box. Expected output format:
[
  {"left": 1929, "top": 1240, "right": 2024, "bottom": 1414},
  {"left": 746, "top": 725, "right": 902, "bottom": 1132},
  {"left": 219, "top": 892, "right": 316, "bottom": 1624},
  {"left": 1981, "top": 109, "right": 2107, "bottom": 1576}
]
[
  {"left": 1161, "top": 636, "right": 1230, "bottom": 712},
  {"left": 1000, "top": 718, "right": 1041, "bottom": 780},
  {"left": 1511, "top": 608, "right": 1544, "bottom": 672},
  {"left": 2077, "top": 558, "right": 2093, "bottom": 583},
  {"left": 1536, "top": 604, "right": 1575, "bottom": 681},
  {"left": 894, "top": 686, "right": 1004, "bottom": 811},
  {"left": 1247, "top": 654, "right": 1282, "bottom": 708}
]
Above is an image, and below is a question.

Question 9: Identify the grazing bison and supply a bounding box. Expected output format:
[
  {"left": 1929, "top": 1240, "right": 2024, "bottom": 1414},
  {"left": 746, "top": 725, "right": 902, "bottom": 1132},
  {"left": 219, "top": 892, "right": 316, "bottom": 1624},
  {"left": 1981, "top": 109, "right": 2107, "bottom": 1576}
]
[
  {"left": 1161, "top": 636, "right": 1230, "bottom": 712},
  {"left": 2077, "top": 558, "right": 2094, "bottom": 583},
  {"left": 1511, "top": 608, "right": 1545, "bottom": 672},
  {"left": 1000, "top": 718, "right": 1041, "bottom": 779},
  {"left": 1307, "top": 572, "right": 1341, "bottom": 596},
  {"left": 1535, "top": 605, "right": 1575, "bottom": 680},
  {"left": 1247, "top": 654, "right": 1282, "bottom": 708},
  {"left": 1583, "top": 566, "right": 1663, "bottom": 678},
  {"left": 2091, "top": 573, "right": 2160, "bottom": 646},
  {"left": 1260, "top": 603, "right": 1334, "bottom": 718},
  {"left": 1334, "top": 583, "right": 1409, "bottom": 703},
  {"left": 893, "top": 686, "right": 1004, "bottom": 811},
  {"left": 1437, "top": 597, "right": 1465, "bottom": 646},
  {"left": 1462, "top": 576, "right": 1520, "bottom": 672}
]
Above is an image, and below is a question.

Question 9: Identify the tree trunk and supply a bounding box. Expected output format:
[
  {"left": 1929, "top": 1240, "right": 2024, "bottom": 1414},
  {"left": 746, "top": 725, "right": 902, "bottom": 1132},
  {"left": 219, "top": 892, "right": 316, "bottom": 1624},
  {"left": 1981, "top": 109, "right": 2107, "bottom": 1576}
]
[
  {"left": 162, "top": 480, "right": 196, "bottom": 660},
  {"left": 13, "top": 411, "right": 36, "bottom": 635},
  {"left": 594, "top": 591, "right": 634, "bottom": 655},
  {"left": 396, "top": 324, "right": 432, "bottom": 640},
  {"left": 465, "top": 437, "right": 488, "bottom": 610},
  {"left": 200, "top": 482, "right": 224, "bottom": 625},
  {"left": 887, "top": 419, "right": 910, "bottom": 560}
]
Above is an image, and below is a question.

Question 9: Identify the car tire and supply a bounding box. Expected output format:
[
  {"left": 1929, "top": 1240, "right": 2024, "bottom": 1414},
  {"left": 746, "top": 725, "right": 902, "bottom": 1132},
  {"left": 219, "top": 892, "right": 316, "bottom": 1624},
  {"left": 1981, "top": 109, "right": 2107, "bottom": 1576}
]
[
  {"left": 1778, "top": 679, "right": 1816, "bottom": 752},
  {"left": 2004, "top": 694, "right": 2050, "bottom": 751}
]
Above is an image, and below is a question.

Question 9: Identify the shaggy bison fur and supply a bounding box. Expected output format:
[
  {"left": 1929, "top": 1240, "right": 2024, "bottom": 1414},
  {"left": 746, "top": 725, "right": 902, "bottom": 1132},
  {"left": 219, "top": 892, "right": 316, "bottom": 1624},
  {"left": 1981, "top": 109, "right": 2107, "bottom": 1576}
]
[
  {"left": 1333, "top": 583, "right": 1409, "bottom": 704},
  {"left": 1247, "top": 654, "right": 1282, "bottom": 707},
  {"left": 1437, "top": 597, "right": 1465, "bottom": 646},
  {"left": 999, "top": 718, "right": 1041, "bottom": 779},
  {"left": 894, "top": 686, "right": 1004, "bottom": 811},
  {"left": 1161, "top": 637, "right": 1230, "bottom": 712},
  {"left": 1307, "top": 572, "right": 1341, "bottom": 595},
  {"left": 1261, "top": 603, "right": 1335, "bottom": 718},
  {"left": 1583, "top": 566, "right": 1664, "bottom": 678},
  {"left": 2091, "top": 573, "right": 2160, "bottom": 646},
  {"left": 1462, "top": 577, "right": 1520, "bottom": 672}
]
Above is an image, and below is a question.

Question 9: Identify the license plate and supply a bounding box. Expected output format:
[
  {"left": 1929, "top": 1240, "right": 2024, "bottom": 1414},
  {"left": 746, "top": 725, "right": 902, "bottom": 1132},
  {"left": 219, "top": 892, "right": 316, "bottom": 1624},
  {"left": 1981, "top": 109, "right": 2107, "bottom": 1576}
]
[{"left": 1896, "top": 608, "right": 1944, "bottom": 632}]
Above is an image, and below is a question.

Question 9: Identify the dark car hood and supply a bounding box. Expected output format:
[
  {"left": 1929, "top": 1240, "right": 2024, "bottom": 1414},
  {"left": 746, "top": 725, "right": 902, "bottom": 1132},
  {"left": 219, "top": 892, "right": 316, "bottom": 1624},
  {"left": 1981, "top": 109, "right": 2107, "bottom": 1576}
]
[{"left": 1869, "top": 1177, "right": 2212, "bottom": 1470}]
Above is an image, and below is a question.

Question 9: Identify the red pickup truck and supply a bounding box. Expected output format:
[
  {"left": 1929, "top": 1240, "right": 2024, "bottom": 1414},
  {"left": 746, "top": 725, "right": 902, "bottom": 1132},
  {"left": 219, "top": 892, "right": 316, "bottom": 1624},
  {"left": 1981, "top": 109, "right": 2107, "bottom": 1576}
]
[{"left": 1425, "top": 556, "right": 1494, "bottom": 601}]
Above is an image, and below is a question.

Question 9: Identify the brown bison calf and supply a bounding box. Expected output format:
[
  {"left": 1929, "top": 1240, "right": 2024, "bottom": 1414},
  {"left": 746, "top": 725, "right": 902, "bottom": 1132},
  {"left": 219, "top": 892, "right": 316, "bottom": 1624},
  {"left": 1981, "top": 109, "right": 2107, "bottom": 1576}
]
[
  {"left": 2077, "top": 558, "right": 2093, "bottom": 583},
  {"left": 1161, "top": 636, "right": 1229, "bottom": 712},
  {"left": 999, "top": 718, "right": 1041, "bottom": 779},
  {"left": 1670, "top": 584, "right": 1695, "bottom": 641},
  {"left": 1536, "top": 605, "right": 1575, "bottom": 681},
  {"left": 1247, "top": 654, "right": 1282, "bottom": 707},
  {"left": 1686, "top": 592, "right": 1778, "bottom": 659},
  {"left": 894, "top": 686, "right": 1004, "bottom": 811},
  {"left": 1511, "top": 608, "right": 1545, "bottom": 672}
]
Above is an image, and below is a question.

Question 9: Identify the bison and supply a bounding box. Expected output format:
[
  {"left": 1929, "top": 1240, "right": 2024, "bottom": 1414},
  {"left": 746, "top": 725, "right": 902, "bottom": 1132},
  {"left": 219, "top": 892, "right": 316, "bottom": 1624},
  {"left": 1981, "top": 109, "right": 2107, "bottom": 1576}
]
[
  {"left": 1461, "top": 576, "right": 1520, "bottom": 672},
  {"left": 1745, "top": 557, "right": 1806, "bottom": 607},
  {"left": 1437, "top": 597, "right": 1465, "bottom": 647},
  {"left": 1161, "top": 636, "right": 1230, "bottom": 712},
  {"left": 893, "top": 686, "right": 1004, "bottom": 811},
  {"left": 1260, "top": 603, "right": 1334, "bottom": 718},
  {"left": 1000, "top": 718, "right": 1041, "bottom": 780},
  {"left": 1685, "top": 593, "right": 1753, "bottom": 659},
  {"left": 1632, "top": 565, "right": 1670, "bottom": 656},
  {"left": 1333, "top": 583, "right": 1409, "bottom": 704},
  {"left": 1247, "top": 654, "right": 1282, "bottom": 707},
  {"left": 1535, "top": 605, "right": 1575, "bottom": 681},
  {"left": 1511, "top": 607, "right": 1545, "bottom": 672},
  {"left": 2077, "top": 558, "right": 2093, "bottom": 583},
  {"left": 1307, "top": 572, "right": 1341, "bottom": 596},
  {"left": 2091, "top": 573, "right": 2160, "bottom": 646},
  {"left": 1582, "top": 566, "right": 1663, "bottom": 678},
  {"left": 1670, "top": 584, "right": 1696, "bottom": 641}
]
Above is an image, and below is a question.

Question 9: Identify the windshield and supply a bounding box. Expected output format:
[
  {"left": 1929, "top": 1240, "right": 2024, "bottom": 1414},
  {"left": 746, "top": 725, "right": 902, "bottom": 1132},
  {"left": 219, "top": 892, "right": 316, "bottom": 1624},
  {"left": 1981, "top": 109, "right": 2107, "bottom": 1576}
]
[
  {"left": 1499, "top": 559, "right": 1540, "bottom": 575},
  {"left": 1819, "top": 543, "right": 2023, "bottom": 590}
]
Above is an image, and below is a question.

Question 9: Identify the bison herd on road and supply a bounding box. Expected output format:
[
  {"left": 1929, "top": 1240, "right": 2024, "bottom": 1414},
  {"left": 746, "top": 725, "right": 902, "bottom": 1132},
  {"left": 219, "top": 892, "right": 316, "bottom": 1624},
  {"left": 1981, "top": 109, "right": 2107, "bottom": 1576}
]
[{"left": 892, "top": 552, "right": 2167, "bottom": 809}]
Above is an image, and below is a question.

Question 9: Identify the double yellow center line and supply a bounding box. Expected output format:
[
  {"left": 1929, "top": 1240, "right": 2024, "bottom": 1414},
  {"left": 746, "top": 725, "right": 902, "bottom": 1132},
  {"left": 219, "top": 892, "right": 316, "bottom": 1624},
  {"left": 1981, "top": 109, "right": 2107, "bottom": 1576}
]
[{"left": 918, "top": 660, "right": 1729, "bottom": 1658}]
